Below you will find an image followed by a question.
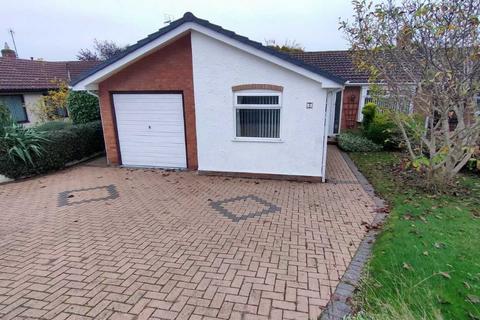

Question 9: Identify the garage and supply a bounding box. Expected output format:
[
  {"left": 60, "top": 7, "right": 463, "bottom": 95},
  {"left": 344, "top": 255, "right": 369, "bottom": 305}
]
[{"left": 112, "top": 93, "right": 187, "bottom": 168}]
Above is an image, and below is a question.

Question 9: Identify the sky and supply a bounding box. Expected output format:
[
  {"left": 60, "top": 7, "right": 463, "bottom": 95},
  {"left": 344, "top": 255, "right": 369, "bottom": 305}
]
[{"left": 0, "top": 0, "right": 356, "bottom": 61}]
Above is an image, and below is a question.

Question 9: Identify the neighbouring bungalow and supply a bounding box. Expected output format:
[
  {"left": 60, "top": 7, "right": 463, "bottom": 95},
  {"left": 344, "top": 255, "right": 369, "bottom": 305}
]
[
  {"left": 290, "top": 51, "right": 480, "bottom": 135},
  {"left": 0, "top": 43, "right": 99, "bottom": 125}
]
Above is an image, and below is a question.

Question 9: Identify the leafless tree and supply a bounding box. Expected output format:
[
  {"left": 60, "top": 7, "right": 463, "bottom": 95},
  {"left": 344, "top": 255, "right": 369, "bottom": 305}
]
[
  {"left": 341, "top": 0, "right": 480, "bottom": 187},
  {"left": 77, "top": 39, "right": 127, "bottom": 61},
  {"left": 264, "top": 39, "right": 304, "bottom": 53}
]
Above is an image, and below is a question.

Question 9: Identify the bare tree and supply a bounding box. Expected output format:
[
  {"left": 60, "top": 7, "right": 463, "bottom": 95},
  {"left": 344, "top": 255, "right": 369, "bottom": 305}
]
[
  {"left": 341, "top": 0, "right": 480, "bottom": 187},
  {"left": 265, "top": 39, "right": 304, "bottom": 53},
  {"left": 77, "top": 39, "right": 127, "bottom": 61}
]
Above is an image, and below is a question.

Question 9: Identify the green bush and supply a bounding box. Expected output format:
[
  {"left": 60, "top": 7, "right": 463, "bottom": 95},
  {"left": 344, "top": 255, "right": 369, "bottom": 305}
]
[
  {"left": 364, "top": 112, "right": 401, "bottom": 149},
  {"left": 0, "top": 104, "right": 48, "bottom": 165},
  {"left": 0, "top": 121, "right": 104, "bottom": 179},
  {"left": 362, "top": 102, "right": 377, "bottom": 130},
  {"left": 35, "top": 120, "right": 72, "bottom": 131},
  {"left": 67, "top": 91, "right": 100, "bottom": 124},
  {"left": 338, "top": 132, "right": 382, "bottom": 152}
]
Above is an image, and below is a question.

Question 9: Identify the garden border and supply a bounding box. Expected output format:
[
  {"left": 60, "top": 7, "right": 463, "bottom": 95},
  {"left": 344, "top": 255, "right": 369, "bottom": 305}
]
[
  {"left": 320, "top": 151, "right": 388, "bottom": 320},
  {"left": 0, "top": 152, "right": 105, "bottom": 185}
]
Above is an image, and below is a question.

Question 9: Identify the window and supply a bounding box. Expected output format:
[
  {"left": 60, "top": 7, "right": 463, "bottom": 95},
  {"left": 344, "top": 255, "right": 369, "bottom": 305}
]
[
  {"left": 0, "top": 95, "right": 28, "bottom": 123},
  {"left": 234, "top": 93, "right": 281, "bottom": 139},
  {"left": 358, "top": 86, "right": 412, "bottom": 121}
]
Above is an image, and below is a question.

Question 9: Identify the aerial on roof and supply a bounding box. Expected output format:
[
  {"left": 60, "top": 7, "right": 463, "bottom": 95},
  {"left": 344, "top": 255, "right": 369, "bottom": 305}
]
[
  {"left": 72, "top": 12, "right": 345, "bottom": 87},
  {"left": 290, "top": 51, "right": 370, "bottom": 84},
  {"left": 0, "top": 57, "right": 100, "bottom": 92}
]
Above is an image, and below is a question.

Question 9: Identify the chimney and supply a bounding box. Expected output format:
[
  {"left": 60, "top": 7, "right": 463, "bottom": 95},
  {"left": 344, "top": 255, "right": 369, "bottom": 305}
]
[{"left": 1, "top": 42, "right": 16, "bottom": 58}]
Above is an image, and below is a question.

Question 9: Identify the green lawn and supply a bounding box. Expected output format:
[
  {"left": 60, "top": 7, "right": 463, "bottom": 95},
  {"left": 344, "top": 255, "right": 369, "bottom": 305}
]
[{"left": 348, "top": 152, "right": 480, "bottom": 320}]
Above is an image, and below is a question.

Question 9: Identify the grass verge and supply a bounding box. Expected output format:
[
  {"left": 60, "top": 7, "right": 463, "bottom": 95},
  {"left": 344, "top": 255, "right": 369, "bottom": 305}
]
[{"left": 348, "top": 151, "right": 480, "bottom": 320}]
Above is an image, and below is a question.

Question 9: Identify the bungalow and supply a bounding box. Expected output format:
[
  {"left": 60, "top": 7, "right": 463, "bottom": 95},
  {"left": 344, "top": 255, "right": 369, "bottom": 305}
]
[
  {"left": 72, "top": 12, "right": 345, "bottom": 181},
  {"left": 0, "top": 44, "right": 99, "bottom": 125}
]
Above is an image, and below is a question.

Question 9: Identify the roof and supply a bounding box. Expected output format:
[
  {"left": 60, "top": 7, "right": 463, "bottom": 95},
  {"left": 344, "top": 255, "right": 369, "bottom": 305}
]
[
  {"left": 290, "top": 51, "right": 370, "bottom": 84},
  {"left": 72, "top": 12, "right": 345, "bottom": 87},
  {"left": 0, "top": 58, "right": 100, "bottom": 92}
]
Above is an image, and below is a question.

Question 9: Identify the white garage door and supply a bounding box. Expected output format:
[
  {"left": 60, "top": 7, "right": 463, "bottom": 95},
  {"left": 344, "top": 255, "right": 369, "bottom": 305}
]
[{"left": 113, "top": 93, "right": 187, "bottom": 168}]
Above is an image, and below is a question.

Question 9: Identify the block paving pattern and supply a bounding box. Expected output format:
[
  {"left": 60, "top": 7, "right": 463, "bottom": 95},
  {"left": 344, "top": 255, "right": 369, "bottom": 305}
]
[{"left": 0, "top": 146, "right": 376, "bottom": 319}]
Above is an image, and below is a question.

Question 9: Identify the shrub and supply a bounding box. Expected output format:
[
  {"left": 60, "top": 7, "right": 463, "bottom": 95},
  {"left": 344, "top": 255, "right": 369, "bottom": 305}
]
[
  {"left": 364, "top": 112, "right": 401, "bottom": 149},
  {"left": 35, "top": 120, "right": 72, "bottom": 131},
  {"left": 67, "top": 91, "right": 100, "bottom": 124},
  {"left": 0, "top": 121, "right": 104, "bottom": 179},
  {"left": 362, "top": 102, "right": 377, "bottom": 130},
  {"left": 0, "top": 104, "right": 48, "bottom": 166},
  {"left": 338, "top": 132, "right": 382, "bottom": 152}
]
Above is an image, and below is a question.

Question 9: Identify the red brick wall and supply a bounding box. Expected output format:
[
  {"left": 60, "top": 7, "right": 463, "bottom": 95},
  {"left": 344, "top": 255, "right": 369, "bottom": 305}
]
[
  {"left": 341, "top": 86, "right": 361, "bottom": 130},
  {"left": 98, "top": 34, "right": 198, "bottom": 169}
]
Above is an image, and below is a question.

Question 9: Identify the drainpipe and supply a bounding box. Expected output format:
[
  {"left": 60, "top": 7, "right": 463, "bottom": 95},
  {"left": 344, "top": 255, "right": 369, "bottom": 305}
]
[{"left": 84, "top": 89, "right": 108, "bottom": 165}]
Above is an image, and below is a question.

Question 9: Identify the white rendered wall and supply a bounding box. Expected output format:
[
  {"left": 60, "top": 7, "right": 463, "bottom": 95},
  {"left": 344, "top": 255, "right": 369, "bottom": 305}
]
[
  {"left": 23, "top": 93, "right": 43, "bottom": 125},
  {"left": 191, "top": 31, "right": 329, "bottom": 177}
]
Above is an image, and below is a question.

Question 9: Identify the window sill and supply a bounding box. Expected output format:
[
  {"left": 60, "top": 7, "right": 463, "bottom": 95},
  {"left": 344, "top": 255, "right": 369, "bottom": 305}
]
[{"left": 232, "top": 137, "right": 284, "bottom": 143}]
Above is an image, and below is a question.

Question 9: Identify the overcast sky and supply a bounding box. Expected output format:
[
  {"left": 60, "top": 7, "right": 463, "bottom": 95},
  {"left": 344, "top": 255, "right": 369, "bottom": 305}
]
[{"left": 0, "top": 0, "right": 355, "bottom": 61}]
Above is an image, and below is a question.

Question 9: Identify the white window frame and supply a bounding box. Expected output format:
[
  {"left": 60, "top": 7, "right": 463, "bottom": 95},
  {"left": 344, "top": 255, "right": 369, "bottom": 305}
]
[
  {"left": 357, "top": 86, "right": 369, "bottom": 122},
  {"left": 232, "top": 91, "right": 283, "bottom": 142}
]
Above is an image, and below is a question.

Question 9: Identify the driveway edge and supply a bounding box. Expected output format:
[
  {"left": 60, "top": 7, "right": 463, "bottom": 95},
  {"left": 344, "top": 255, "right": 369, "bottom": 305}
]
[{"left": 320, "top": 151, "right": 388, "bottom": 320}]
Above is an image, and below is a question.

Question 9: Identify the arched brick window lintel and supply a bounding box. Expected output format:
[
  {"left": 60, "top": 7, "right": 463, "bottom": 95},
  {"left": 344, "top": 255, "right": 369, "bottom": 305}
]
[{"left": 232, "top": 84, "right": 284, "bottom": 92}]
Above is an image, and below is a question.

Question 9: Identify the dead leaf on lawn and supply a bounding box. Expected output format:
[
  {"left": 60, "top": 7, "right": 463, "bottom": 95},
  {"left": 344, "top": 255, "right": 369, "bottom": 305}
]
[
  {"left": 464, "top": 281, "right": 471, "bottom": 289},
  {"left": 471, "top": 209, "right": 480, "bottom": 219},
  {"left": 468, "top": 312, "right": 480, "bottom": 320},
  {"left": 404, "top": 213, "right": 414, "bottom": 220},
  {"left": 403, "top": 262, "right": 413, "bottom": 271},
  {"left": 467, "top": 294, "right": 480, "bottom": 304},
  {"left": 439, "top": 271, "right": 451, "bottom": 279},
  {"left": 423, "top": 251, "right": 429, "bottom": 256},
  {"left": 419, "top": 216, "right": 427, "bottom": 223},
  {"left": 434, "top": 242, "right": 446, "bottom": 249}
]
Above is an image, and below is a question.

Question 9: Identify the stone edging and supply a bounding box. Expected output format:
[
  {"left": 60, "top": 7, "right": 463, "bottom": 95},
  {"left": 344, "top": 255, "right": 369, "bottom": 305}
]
[{"left": 320, "top": 151, "right": 388, "bottom": 320}]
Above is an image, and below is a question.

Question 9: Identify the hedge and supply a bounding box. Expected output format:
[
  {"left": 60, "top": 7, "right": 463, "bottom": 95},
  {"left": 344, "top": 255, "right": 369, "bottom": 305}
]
[
  {"left": 67, "top": 91, "right": 100, "bottom": 124},
  {"left": 0, "top": 121, "right": 104, "bottom": 179},
  {"left": 35, "top": 120, "right": 72, "bottom": 131},
  {"left": 337, "top": 132, "right": 382, "bottom": 152}
]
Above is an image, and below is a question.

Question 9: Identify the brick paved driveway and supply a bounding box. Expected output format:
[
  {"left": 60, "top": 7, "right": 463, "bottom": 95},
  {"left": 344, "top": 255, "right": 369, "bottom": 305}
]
[{"left": 0, "top": 146, "right": 376, "bottom": 320}]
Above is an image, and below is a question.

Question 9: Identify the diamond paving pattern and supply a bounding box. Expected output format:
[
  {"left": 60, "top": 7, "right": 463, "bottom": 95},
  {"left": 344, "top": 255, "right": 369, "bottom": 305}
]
[
  {"left": 210, "top": 195, "right": 281, "bottom": 222},
  {"left": 58, "top": 184, "right": 119, "bottom": 207}
]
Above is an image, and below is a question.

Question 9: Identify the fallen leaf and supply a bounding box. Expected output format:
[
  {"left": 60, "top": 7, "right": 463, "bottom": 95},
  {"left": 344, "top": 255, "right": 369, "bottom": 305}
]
[
  {"left": 467, "top": 295, "right": 480, "bottom": 304},
  {"left": 439, "top": 271, "right": 451, "bottom": 279},
  {"left": 434, "top": 242, "right": 446, "bottom": 249},
  {"left": 403, "top": 262, "right": 413, "bottom": 271},
  {"left": 464, "top": 281, "right": 471, "bottom": 289},
  {"left": 468, "top": 312, "right": 480, "bottom": 320},
  {"left": 423, "top": 251, "right": 429, "bottom": 256}
]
